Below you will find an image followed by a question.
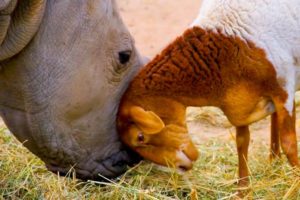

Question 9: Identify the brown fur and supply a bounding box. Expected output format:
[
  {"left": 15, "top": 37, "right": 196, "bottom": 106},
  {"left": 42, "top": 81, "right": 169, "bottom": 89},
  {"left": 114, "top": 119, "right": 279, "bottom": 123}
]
[{"left": 117, "top": 27, "right": 299, "bottom": 185}]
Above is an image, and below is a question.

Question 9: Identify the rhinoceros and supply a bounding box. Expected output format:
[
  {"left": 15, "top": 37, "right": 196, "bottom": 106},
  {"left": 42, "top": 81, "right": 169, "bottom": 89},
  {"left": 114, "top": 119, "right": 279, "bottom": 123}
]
[{"left": 0, "top": 0, "right": 144, "bottom": 180}]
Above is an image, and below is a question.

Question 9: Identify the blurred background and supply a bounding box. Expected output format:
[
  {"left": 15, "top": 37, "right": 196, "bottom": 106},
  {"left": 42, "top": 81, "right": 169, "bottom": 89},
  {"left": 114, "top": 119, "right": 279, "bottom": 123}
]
[{"left": 118, "top": 0, "right": 201, "bottom": 57}]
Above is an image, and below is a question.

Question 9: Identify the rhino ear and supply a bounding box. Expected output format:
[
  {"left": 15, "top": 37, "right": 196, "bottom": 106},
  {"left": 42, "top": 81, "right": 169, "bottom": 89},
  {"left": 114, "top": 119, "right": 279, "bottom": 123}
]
[
  {"left": 0, "top": 0, "right": 46, "bottom": 61},
  {"left": 129, "top": 106, "right": 165, "bottom": 134},
  {"left": 0, "top": 0, "right": 17, "bottom": 44},
  {"left": 0, "top": 0, "right": 15, "bottom": 11}
]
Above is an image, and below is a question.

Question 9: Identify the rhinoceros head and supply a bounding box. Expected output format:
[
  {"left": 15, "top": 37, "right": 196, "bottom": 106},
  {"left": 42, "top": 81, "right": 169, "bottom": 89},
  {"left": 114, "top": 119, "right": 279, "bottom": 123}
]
[{"left": 0, "top": 0, "right": 143, "bottom": 180}]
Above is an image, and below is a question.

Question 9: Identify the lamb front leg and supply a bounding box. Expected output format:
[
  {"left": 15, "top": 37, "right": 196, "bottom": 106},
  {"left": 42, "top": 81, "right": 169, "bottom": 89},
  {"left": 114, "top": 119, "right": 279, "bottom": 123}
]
[
  {"left": 270, "top": 112, "right": 281, "bottom": 160},
  {"left": 270, "top": 101, "right": 297, "bottom": 161},
  {"left": 236, "top": 125, "right": 250, "bottom": 186},
  {"left": 273, "top": 99, "right": 299, "bottom": 167}
]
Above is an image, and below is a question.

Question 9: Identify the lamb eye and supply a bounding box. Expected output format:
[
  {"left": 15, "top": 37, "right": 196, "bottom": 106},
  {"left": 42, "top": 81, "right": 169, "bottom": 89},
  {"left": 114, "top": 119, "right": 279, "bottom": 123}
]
[
  {"left": 118, "top": 50, "right": 132, "bottom": 64},
  {"left": 137, "top": 132, "right": 144, "bottom": 142}
]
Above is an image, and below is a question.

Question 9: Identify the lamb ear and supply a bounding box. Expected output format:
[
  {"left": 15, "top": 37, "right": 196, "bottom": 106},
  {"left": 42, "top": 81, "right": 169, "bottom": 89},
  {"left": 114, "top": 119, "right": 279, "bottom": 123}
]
[{"left": 129, "top": 106, "right": 165, "bottom": 134}]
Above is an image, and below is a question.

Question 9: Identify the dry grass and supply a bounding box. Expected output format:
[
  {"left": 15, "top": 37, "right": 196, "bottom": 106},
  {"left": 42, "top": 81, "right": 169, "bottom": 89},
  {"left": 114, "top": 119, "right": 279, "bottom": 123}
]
[{"left": 0, "top": 125, "right": 299, "bottom": 199}]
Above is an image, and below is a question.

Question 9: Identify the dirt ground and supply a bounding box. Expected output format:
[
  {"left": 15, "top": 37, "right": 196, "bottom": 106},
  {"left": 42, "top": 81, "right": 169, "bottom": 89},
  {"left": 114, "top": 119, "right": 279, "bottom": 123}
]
[
  {"left": 118, "top": 0, "right": 201, "bottom": 57},
  {"left": 118, "top": 0, "right": 300, "bottom": 146}
]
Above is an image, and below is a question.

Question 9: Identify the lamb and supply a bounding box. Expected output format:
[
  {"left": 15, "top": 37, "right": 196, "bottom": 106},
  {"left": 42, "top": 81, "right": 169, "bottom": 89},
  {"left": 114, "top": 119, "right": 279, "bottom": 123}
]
[{"left": 117, "top": 0, "right": 300, "bottom": 186}]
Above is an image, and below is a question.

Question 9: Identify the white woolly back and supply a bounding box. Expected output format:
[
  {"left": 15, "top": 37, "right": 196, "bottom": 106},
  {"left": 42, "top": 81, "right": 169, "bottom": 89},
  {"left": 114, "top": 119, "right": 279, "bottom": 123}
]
[{"left": 191, "top": 0, "right": 300, "bottom": 114}]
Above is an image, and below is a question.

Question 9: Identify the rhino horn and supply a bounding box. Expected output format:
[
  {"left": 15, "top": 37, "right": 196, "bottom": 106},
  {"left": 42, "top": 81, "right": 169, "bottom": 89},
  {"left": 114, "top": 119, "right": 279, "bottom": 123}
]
[{"left": 0, "top": 0, "right": 46, "bottom": 61}]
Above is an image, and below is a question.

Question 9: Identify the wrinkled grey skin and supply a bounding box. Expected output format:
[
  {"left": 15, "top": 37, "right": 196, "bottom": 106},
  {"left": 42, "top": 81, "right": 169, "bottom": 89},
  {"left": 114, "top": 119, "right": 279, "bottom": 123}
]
[{"left": 0, "top": 0, "right": 143, "bottom": 180}]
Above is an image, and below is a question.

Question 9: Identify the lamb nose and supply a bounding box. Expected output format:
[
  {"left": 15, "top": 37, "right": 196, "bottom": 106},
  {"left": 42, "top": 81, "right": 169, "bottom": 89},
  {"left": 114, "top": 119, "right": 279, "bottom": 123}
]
[
  {"left": 178, "top": 165, "right": 192, "bottom": 171},
  {"left": 176, "top": 151, "right": 193, "bottom": 170},
  {"left": 178, "top": 162, "right": 193, "bottom": 171}
]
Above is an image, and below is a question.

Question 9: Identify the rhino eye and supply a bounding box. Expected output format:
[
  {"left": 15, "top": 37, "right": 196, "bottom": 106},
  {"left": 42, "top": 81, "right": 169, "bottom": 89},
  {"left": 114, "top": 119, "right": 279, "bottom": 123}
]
[
  {"left": 137, "top": 132, "right": 144, "bottom": 143},
  {"left": 118, "top": 50, "right": 132, "bottom": 64}
]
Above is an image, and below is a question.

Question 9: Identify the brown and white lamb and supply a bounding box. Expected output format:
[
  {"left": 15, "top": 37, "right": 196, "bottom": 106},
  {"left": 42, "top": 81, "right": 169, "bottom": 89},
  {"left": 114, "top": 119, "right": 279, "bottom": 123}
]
[{"left": 117, "top": 0, "right": 300, "bottom": 186}]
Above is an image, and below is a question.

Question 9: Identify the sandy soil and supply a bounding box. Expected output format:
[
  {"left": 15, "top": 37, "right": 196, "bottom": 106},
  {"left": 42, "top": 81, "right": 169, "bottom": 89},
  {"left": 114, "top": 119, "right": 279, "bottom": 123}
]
[
  {"left": 117, "top": 0, "right": 300, "bottom": 146},
  {"left": 118, "top": 0, "right": 201, "bottom": 57}
]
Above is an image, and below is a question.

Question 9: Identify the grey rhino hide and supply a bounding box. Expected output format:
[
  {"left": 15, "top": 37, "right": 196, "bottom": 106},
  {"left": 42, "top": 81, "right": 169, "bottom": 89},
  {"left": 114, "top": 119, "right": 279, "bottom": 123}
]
[{"left": 0, "top": 0, "right": 143, "bottom": 180}]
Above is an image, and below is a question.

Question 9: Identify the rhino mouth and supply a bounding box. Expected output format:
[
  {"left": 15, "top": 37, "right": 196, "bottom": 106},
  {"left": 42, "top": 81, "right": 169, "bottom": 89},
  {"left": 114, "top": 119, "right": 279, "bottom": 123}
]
[
  {"left": 45, "top": 148, "right": 141, "bottom": 181},
  {"left": 1, "top": 105, "right": 143, "bottom": 181}
]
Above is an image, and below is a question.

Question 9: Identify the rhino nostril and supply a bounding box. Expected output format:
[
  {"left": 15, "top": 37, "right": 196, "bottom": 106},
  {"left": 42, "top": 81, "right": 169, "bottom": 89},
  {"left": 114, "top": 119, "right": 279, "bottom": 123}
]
[
  {"left": 111, "top": 148, "right": 142, "bottom": 168},
  {"left": 113, "top": 160, "right": 127, "bottom": 167}
]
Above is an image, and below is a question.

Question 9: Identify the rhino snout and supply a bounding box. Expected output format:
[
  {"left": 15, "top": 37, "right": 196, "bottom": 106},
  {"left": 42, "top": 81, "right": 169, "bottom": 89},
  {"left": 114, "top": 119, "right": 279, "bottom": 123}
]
[{"left": 46, "top": 148, "right": 141, "bottom": 181}]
